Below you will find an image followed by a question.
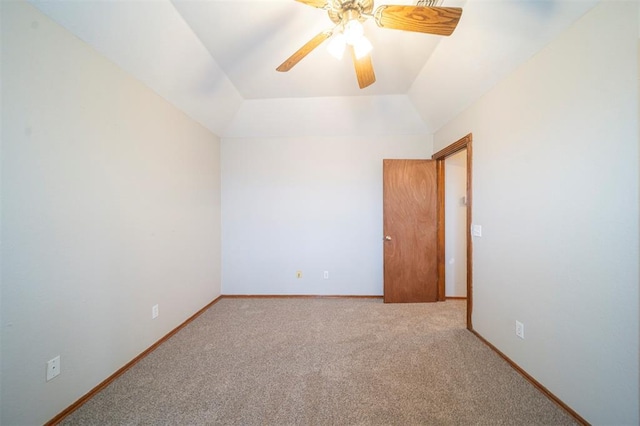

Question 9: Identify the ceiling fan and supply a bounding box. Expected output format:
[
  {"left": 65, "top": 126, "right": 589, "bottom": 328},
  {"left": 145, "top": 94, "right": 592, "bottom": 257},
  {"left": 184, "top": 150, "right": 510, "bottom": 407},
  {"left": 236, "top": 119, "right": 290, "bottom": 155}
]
[{"left": 276, "top": 0, "right": 463, "bottom": 89}]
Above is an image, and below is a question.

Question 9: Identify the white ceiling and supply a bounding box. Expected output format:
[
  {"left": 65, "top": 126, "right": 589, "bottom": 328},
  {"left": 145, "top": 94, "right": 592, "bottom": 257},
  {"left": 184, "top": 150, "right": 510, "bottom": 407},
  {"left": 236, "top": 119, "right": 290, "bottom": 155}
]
[
  {"left": 28, "top": 0, "right": 599, "bottom": 136},
  {"left": 171, "top": 0, "right": 456, "bottom": 99}
]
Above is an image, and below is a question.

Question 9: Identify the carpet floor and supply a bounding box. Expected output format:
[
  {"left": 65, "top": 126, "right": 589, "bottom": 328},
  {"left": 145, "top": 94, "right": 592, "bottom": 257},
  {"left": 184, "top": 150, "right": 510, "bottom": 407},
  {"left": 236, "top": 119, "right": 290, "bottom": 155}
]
[{"left": 61, "top": 298, "right": 576, "bottom": 425}]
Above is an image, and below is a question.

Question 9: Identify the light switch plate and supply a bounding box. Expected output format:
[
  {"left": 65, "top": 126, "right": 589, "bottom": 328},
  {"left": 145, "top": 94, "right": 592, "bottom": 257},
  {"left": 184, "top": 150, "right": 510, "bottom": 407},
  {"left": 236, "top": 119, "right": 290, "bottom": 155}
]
[
  {"left": 472, "top": 224, "right": 482, "bottom": 237},
  {"left": 516, "top": 321, "right": 525, "bottom": 339}
]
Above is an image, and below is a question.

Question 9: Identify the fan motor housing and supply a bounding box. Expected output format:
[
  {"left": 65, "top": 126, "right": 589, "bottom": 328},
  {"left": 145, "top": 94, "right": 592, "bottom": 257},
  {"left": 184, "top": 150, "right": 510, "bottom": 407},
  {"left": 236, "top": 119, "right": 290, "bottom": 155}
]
[{"left": 328, "top": 0, "right": 374, "bottom": 24}]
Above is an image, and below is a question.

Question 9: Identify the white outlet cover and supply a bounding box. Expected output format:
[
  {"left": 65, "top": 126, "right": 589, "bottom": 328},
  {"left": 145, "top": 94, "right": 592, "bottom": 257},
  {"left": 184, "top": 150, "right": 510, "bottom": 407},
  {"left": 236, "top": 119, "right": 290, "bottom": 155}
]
[
  {"left": 46, "top": 356, "right": 61, "bottom": 381},
  {"left": 515, "top": 320, "right": 525, "bottom": 339},
  {"left": 152, "top": 304, "right": 159, "bottom": 319}
]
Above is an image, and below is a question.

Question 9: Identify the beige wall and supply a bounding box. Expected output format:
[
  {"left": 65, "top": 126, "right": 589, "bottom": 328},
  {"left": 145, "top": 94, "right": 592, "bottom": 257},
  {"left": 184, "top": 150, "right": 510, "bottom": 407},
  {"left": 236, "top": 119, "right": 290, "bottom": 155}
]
[
  {"left": 221, "top": 134, "right": 433, "bottom": 295},
  {"left": 434, "top": 2, "right": 639, "bottom": 424},
  {"left": 1, "top": 2, "right": 222, "bottom": 424}
]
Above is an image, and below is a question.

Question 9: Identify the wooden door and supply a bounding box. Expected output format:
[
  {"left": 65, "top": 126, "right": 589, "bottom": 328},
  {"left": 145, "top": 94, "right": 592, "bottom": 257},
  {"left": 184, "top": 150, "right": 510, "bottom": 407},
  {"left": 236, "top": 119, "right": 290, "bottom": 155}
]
[{"left": 383, "top": 159, "right": 438, "bottom": 303}]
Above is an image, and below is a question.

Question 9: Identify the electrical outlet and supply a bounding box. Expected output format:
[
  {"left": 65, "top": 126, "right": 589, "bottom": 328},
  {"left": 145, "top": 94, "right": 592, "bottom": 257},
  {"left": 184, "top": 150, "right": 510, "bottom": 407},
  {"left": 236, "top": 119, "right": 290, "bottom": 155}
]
[
  {"left": 46, "top": 356, "right": 60, "bottom": 381},
  {"left": 323, "top": 271, "right": 329, "bottom": 279},
  {"left": 296, "top": 271, "right": 302, "bottom": 279},
  {"left": 152, "top": 304, "right": 159, "bottom": 319},
  {"left": 515, "top": 320, "right": 524, "bottom": 339}
]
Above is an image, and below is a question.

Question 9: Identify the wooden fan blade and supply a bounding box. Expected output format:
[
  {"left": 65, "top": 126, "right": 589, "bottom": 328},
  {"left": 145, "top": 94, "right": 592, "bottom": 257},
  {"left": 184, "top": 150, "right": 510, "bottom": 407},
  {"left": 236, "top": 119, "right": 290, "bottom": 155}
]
[
  {"left": 276, "top": 31, "right": 331, "bottom": 72},
  {"left": 295, "top": 0, "right": 328, "bottom": 8},
  {"left": 374, "top": 6, "right": 462, "bottom": 36},
  {"left": 351, "top": 47, "right": 376, "bottom": 89}
]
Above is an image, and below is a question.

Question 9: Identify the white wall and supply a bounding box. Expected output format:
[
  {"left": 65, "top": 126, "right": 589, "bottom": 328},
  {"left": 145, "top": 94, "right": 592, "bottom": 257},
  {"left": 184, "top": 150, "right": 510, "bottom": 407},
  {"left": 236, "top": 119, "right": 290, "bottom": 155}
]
[
  {"left": 28, "top": 0, "right": 244, "bottom": 137},
  {"left": 1, "top": 2, "right": 222, "bottom": 424},
  {"left": 444, "top": 150, "right": 467, "bottom": 298},
  {"left": 221, "top": 134, "right": 432, "bottom": 295},
  {"left": 0, "top": 1, "right": 4, "bottom": 421},
  {"left": 224, "top": 95, "right": 430, "bottom": 138},
  {"left": 434, "top": 2, "right": 639, "bottom": 424}
]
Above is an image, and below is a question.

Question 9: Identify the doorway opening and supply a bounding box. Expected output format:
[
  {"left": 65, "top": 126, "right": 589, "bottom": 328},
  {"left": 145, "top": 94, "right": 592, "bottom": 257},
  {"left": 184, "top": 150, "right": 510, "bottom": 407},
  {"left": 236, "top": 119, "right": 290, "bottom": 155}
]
[
  {"left": 444, "top": 150, "right": 467, "bottom": 300},
  {"left": 433, "top": 134, "right": 473, "bottom": 330}
]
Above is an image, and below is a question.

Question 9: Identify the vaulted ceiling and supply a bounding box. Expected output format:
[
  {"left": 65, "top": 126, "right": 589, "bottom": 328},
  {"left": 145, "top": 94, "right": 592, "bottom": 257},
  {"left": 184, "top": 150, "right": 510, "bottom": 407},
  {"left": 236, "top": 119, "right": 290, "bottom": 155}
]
[{"left": 29, "top": 0, "right": 598, "bottom": 136}]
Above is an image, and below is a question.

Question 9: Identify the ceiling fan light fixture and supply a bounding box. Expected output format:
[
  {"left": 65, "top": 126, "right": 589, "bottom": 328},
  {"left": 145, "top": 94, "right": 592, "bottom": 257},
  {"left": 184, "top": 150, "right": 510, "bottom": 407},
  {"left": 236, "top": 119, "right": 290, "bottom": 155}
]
[
  {"left": 352, "top": 35, "right": 372, "bottom": 59},
  {"left": 343, "top": 19, "right": 364, "bottom": 45},
  {"left": 327, "top": 33, "right": 347, "bottom": 59}
]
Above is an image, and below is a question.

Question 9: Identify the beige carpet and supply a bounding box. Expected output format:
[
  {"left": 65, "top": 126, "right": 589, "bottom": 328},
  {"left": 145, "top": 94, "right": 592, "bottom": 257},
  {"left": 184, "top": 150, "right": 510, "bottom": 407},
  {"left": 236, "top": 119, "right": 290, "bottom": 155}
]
[{"left": 61, "top": 298, "right": 576, "bottom": 425}]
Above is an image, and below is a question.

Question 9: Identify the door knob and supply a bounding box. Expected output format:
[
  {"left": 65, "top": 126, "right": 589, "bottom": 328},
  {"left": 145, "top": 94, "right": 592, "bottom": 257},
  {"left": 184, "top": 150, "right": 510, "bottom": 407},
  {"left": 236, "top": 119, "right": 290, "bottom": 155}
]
[{"left": 384, "top": 236, "right": 392, "bottom": 241}]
